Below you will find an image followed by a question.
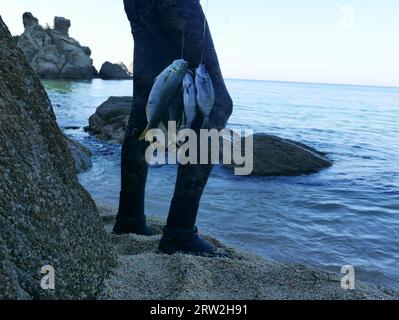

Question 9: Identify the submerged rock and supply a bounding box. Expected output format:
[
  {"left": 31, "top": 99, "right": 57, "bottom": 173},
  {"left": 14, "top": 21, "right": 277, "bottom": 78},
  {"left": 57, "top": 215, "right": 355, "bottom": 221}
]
[
  {"left": 99, "top": 62, "right": 133, "bottom": 80},
  {"left": 86, "top": 96, "right": 132, "bottom": 143},
  {"left": 16, "top": 12, "right": 97, "bottom": 79},
  {"left": 0, "top": 17, "right": 114, "bottom": 299},
  {"left": 223, "top": 133, "right": 332, "bottom": 176}
]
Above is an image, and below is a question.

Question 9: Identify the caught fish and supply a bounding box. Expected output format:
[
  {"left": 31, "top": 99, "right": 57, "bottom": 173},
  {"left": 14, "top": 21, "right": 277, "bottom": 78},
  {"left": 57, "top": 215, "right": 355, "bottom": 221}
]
[
  {"left": 168, "top": 86, "right": 184, "bottom": 128},
  {"left": 195, "top": 64, "right": 215, "bottom": 129},
  {"left": 182, "top": 70, "right": 198, "bottom": 129},
  {"left": 139, "top": 59, "right": 188, "bottom": 140},
  {"left": 165, "top": 88, "right": 184, "bottom": 147}
]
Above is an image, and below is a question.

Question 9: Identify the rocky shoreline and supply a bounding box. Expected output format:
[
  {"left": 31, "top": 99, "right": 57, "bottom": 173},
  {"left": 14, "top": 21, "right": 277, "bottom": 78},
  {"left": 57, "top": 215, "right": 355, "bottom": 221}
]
[
  {"left": 15, "top": 13, "right": 98, "bottom": 79},
  {"left": 14, "top": 13, "right": 133, "bottom": 80},
  {"left": 1, "top": 13, "right": 398, "bottom": 300},
  {"left": 99, "top": 62, "right": 132, "bottom": 80}
]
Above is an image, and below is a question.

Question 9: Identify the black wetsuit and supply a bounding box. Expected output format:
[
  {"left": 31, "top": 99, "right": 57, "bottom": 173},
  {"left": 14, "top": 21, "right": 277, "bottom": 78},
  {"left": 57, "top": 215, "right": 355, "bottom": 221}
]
[{"left": 116, "top": 0, "right": 233, "bottom": 237}]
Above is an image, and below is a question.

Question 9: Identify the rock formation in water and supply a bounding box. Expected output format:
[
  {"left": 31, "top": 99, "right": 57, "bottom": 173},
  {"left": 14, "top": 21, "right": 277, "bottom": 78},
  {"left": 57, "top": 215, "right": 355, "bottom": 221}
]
[
  {"left": 85, "top": 97, "right": 332, "bottom": 176},
  {"left": 85, "top": 96, "right": 132, "bottom": 143},
  {"left": 16, "top": 12, "right": 98, "bottom": 79},
  {"left": 0, "top": 17, "right": 114, "bottom": 299},
  {"left": 64, "top": 135, "right": 93, "bottom": 174},
  {"left": 99, "top": 62, "right": 133, "bottom": 80},
  {"left": 223, "top": 133, "right": 332, "bottom": 176}
]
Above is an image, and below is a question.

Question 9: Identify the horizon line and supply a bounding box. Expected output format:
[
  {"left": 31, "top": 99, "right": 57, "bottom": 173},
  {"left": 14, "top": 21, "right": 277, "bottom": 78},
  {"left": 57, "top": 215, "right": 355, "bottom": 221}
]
[{"left": 224, "top": 77, "right": 399, "bottom": 90}]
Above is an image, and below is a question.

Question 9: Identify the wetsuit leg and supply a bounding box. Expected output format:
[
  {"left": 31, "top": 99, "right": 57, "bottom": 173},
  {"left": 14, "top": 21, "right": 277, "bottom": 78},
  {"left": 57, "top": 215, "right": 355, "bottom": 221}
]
[
  {"left": 114, "top": 0, "right": 168, "bottom": 235},
  {"left": 119, "top": 0, "right": 233, "bottom": 250}
]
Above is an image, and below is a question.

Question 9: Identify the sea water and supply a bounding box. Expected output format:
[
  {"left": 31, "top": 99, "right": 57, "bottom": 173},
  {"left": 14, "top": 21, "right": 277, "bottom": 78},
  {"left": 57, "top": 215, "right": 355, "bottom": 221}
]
[{"left": 44, "top": 79, "right": 399, "bottom": 290}]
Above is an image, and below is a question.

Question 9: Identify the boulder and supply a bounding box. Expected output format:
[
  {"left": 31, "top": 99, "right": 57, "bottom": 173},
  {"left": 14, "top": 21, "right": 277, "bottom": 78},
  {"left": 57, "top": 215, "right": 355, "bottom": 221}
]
[
  {"left": 64, "top": 136, "right": 93, "bottom": 174},
  {"left": 16, "top": 12, "right": 97, "bottom": 79},
  {"left": 86, "top": 96, "right": 132, "bottom": 143},
  {"left": 0, "top": 17, "right": 114, "bottom": 299},
  {"left": 0, "top": 235, "right": 30, "bottom": 299},
  {"left": 99, "top": 62, "right": 133, "bottom": 80},
  {"left": 223, "top": 133, "right": 332, "bottom": 176}
]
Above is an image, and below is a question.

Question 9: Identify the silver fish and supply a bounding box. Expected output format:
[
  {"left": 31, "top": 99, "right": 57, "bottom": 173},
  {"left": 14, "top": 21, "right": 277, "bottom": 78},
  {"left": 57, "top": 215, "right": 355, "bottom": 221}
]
[
  {"left": 139, "top": 59, "right": 188, "bottom": 140},
  {"left": 195, "top": 64, "right": 215, "bottom": 129},
  {"left": 182, "top": 70, "right": 198, "bottom": 129},
  {"left": 168, "top": 86, "right": 184, "bottom": 128}
]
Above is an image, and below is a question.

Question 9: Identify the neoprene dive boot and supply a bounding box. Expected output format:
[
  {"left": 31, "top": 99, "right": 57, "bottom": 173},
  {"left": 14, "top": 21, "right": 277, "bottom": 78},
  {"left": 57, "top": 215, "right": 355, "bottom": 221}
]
[
  {"left": 113, "top": 215, "right": 153, "bottom": 236},
  {"left": 158, "top": 226, "right": 216, "bottom": 256},
  {"left": 113, "top": 191, "right": 153, "bottom": 236}
]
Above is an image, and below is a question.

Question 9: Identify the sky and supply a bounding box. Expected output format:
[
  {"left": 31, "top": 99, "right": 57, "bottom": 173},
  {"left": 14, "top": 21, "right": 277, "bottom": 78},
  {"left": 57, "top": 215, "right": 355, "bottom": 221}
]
[{"left": 1, "top": 0, "right": 398, "bottom": 87}]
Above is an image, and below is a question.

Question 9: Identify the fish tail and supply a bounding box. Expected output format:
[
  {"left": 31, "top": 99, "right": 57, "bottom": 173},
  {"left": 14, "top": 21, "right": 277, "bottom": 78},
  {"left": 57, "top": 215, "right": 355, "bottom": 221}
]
[{"left": 138, "top": 127, "right": 149, "bottom": 141}]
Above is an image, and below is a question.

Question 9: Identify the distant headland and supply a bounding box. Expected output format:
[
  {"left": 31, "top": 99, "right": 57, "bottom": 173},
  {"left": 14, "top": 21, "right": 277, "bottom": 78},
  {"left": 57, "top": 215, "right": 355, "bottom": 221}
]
[{"left": 14, "top": 12, "right": 132, "bottom": 80}]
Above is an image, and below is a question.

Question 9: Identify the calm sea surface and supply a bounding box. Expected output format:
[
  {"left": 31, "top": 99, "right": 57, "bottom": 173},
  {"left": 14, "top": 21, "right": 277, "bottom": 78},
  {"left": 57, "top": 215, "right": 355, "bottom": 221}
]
[{"left": 44, "top": 79, "right": 399, "bottom": 290}]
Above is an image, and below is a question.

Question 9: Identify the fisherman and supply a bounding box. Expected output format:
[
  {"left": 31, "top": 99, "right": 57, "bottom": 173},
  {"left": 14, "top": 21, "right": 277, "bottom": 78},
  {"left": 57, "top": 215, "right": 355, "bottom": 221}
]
[{"left": 114, "top": 0, "right": 233, "bottom": 256}]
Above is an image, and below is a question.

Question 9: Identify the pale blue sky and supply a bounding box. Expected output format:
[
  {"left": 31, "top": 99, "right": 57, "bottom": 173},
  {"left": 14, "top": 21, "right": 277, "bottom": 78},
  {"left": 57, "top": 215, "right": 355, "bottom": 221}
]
[{"left": 1, "top": 0, "right": 398, "bottom": 86}]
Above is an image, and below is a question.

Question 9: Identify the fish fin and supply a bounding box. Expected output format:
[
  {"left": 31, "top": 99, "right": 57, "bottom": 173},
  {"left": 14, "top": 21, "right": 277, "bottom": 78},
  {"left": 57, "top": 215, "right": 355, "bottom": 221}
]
[
  {"left": 201, "top": 117, "right": 210, "bottom": 129},
  {"left": 138, "top": 127, "right": 149, "bottom": 141}
]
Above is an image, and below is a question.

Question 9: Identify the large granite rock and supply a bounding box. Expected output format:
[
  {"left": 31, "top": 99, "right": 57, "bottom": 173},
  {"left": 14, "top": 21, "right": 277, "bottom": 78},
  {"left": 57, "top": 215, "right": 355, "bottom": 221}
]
[
  {"left": 223, "top": 133, "right": 332, "bottom": 176},
  {"left": 85, "top": 96, "right": 132, "bottom": 143},
  {"left": 16, "top": 12, "right": 97, "bottom": 79},
  {"left": 99, "top": 62, "right": 133, "bottom": 80},
  {"left": 0, "top": 17, "right": 114, "bottom": 299}
]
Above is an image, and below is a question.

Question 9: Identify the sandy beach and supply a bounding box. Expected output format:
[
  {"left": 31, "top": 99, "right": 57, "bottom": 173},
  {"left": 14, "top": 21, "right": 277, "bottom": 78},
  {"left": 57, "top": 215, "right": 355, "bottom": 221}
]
[{"left": 96, "top": 201, "right": 398, "bottom": 300}]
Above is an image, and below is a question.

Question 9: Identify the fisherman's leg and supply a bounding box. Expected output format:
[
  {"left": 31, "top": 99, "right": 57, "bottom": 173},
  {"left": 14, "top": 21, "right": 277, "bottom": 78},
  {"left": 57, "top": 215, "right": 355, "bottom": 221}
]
[
  {"left": 157, "top": 0, "right": 233, "bottom": 255},
  {"left": 159, "top": 118, "right": 215, "bottom": 255},
  {"left": 114, "top": 1, "right": 167, "bottom": 235}
]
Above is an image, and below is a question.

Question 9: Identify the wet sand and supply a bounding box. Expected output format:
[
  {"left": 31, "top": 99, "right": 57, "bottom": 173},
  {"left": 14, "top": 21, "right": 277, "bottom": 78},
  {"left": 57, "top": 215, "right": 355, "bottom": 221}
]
[{"left": 96, "top": 201, "right": 398, "bottom": 300}]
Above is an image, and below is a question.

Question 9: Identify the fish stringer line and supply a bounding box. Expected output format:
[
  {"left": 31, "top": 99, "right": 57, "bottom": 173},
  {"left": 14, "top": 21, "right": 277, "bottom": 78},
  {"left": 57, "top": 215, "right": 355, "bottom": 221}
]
[
  {"left": 181, "top": 29, "right": 186, "bottom": 59},
  {"left": 180, "top": 0, "right": 190, "bottom": 59},
  {"left": 200, "top": 0, "right": 210, "bottom": 64}
]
